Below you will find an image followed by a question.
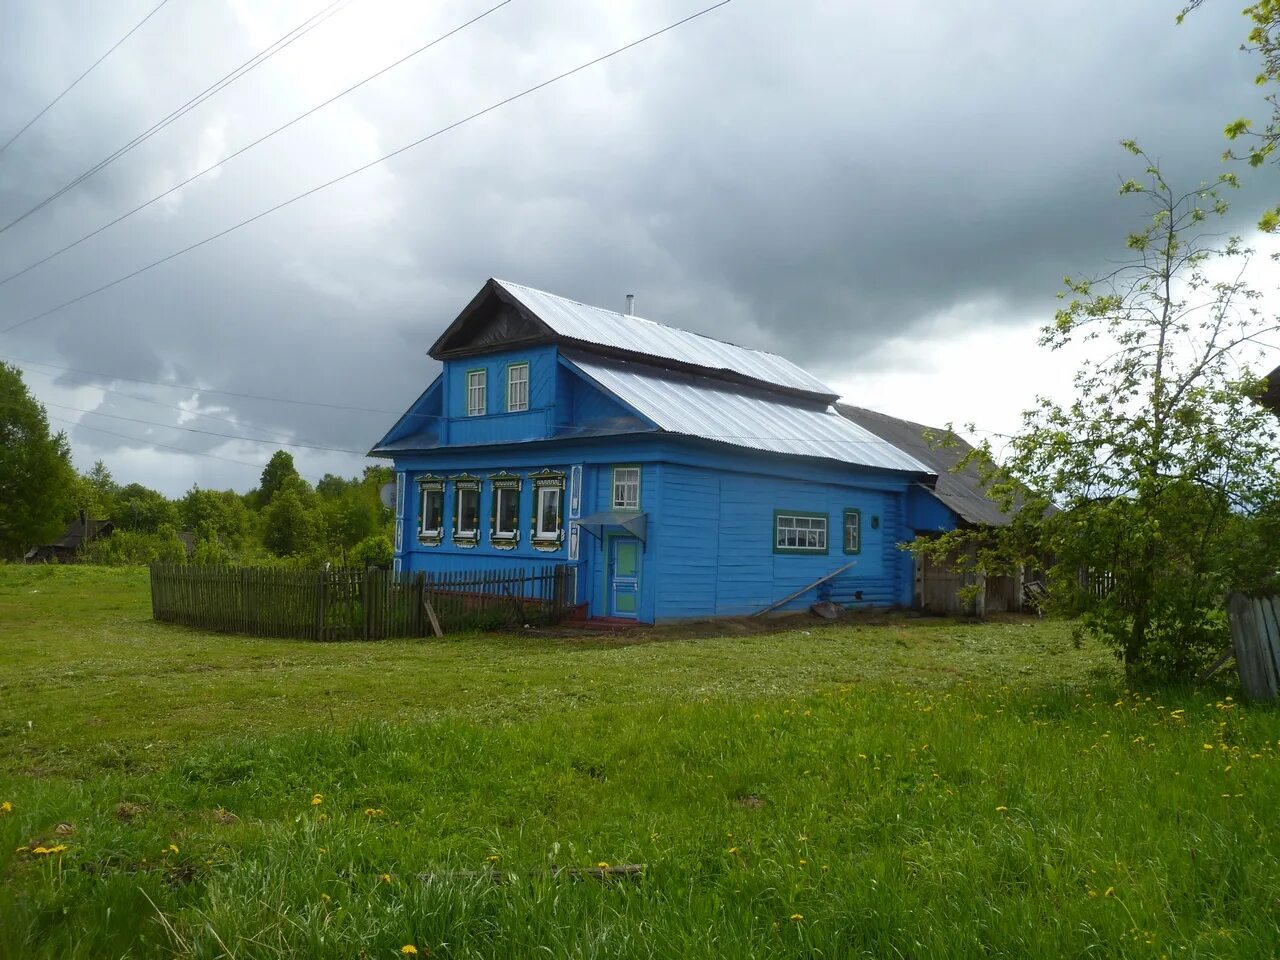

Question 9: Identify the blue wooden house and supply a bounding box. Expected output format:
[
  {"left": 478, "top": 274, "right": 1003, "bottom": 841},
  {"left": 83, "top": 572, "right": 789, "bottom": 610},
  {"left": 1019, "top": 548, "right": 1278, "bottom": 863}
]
[{"left": 371, "top": 279, "right": 958, "bottom": 623}]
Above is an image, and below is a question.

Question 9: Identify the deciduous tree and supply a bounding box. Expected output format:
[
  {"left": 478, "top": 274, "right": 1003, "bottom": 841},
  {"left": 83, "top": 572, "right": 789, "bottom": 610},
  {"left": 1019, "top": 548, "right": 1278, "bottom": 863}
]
[{"left": 0, "top": 363, "right": 77, "bottom": 558}]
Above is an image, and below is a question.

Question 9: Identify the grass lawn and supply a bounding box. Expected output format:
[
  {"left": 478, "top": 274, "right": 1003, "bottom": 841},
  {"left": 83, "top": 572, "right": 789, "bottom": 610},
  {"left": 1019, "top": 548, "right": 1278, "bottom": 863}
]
[{"left": 1, "top": 565, "right": 1277, "bottom": 958}]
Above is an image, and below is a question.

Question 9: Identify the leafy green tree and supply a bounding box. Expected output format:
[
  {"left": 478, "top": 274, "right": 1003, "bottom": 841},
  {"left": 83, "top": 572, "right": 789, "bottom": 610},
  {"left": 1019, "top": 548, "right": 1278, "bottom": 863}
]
[
  {"left": 920, "top": 145, "right": 1280, "bottom": 680},
  {"left": 178, "top": 486, "right": 250, "bottom": 547},
  {"left": 74, "top": 460, "right": 119, "bottom": 520},
  {"left": 115, "top": 483, "right": 179, "bottom": 532},
  {"left": 262, "top": 483, "right": 320, "bottom": 558},
  {"left": 1182, "top": 0, "right": 1280, "bottom": 229},
  {"left": 258, "top": 450, "right": 300, "bottom": 505},
  {"left": 0, "top": 363, "right": 77, "bottom": 558}
]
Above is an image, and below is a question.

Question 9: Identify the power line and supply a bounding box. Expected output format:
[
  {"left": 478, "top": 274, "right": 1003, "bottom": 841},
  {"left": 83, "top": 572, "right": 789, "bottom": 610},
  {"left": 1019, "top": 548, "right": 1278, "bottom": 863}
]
[
  {"left": 0, "top": 0, "right": 359, "bottom": 238},
  {"left": 44, "top": 399, "right": 369, "bottom": 455},
  {"left": 1, "top": 351, "right": 421, "bottom": 417},
  {"left": 0, "top": 0, "right": 517, "bottom": 289},
  {"left": 0, "top": 0, "right": 736, "bottom": 337},
  {"left": 17, "top": 360, "right": 347, "bottom": 446},
  {"left": 0, "top": 0, "right": 174, "bottom": 161},
  {"left": 47, "top": 414, "right": 315, "bottom": 477}
]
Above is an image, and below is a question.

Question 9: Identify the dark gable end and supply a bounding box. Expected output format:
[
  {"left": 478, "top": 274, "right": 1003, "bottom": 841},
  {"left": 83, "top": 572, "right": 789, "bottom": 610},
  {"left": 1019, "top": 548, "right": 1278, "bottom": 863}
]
[{"left": 429, "top": 278, "right": 840, "bottom": 405}]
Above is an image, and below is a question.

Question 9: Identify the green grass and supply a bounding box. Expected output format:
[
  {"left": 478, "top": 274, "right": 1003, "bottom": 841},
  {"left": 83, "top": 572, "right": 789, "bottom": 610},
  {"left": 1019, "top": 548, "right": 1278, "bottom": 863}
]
[{"left": 1, "top": 565, "right": 1277, "bottom": 959}]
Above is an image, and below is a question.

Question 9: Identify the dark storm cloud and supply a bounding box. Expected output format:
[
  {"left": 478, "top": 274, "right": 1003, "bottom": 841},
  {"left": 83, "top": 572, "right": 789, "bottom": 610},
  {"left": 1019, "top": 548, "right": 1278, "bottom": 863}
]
[{"left": 0, "top": 0, "right": 1267, "bottom": 492}]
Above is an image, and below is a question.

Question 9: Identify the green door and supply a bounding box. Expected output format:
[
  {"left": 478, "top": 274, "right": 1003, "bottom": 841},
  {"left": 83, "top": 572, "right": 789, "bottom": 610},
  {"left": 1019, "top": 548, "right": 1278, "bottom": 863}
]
[{"left": 608, "top": 537, "right": 641, "bottom": 619}]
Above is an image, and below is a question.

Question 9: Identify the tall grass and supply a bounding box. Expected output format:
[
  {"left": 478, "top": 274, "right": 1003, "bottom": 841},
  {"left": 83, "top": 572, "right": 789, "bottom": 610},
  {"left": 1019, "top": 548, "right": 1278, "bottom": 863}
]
[{"left": 2, "top": 683, "right": 1277, "bottom": 959}]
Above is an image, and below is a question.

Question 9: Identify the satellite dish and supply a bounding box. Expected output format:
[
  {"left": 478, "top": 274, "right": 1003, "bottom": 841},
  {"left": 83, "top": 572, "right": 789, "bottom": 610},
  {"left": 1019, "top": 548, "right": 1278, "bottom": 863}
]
[{"left": 379, "top": 480, "right": 397, "bottom": 511}]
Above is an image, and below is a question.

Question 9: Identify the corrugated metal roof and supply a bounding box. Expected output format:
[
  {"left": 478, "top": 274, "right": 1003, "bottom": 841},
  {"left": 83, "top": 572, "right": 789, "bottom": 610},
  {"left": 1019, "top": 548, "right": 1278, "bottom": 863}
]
[
  {"left": 495, "top": 279, "right": 837, "bottom": 399},
  {"left": 836, "top": 404, "right": 1014, "bottom": 526},
  {"left": 567, "top": 354, "right": 933, "bottom": 474}
]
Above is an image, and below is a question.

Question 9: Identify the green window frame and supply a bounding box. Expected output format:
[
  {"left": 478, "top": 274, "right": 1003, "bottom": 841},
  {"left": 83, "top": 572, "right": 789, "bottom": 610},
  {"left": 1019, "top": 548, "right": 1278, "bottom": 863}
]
[
  {"left": 505, "top": 362, "right": 530, "bottom": 413},
  {"left": 611, "top": 465, "right": 641, "bottom": 510},
  {"left": 842, "top": 508, "right": 862, "bottom": 555},
  {"left": 465, "top": 369, "right": 486, "bottom": 417},
  {"left": 773, "top": 509, "right": 829, "bottom": 554}
]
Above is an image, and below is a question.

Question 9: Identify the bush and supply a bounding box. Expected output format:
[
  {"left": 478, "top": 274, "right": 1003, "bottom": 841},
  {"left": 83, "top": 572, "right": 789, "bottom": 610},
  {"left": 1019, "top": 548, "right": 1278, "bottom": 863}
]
[
  {"left": 80, "top": 525, "right": 188, "bottom": 566},
  {"left": 350, "top": 534, "right": 393, "bottom": 570}
]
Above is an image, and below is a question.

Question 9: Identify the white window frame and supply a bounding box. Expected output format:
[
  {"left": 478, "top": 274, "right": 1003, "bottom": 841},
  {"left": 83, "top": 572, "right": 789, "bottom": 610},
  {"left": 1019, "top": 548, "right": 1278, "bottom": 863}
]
[
  {"left": 506, "top": 363, "right": 529, "bottom": 413},
  {"left": 611, "top": 466, "right": 641, "bottom": 510},
  {"left": 530, "top": 469, "right": 565, "bottom": 549},
  {"left": 775, "top": 512, "right": 828, "bottom": 553},
  {"left": 466, "top": 369, "right": 487, "bottom": 417}
]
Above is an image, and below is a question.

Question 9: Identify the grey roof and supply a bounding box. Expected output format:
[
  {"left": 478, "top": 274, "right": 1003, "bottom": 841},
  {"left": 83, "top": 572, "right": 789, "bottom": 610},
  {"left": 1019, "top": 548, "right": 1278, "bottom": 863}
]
[
  {"left": 495, "top": 279, "right": 837, "bottom": 399},
  {"left": 837, "top": 404, "right": 1013, "bottom": 526},
  {"left": 568, "top": 355, "right": 934, "bottom": 474}
]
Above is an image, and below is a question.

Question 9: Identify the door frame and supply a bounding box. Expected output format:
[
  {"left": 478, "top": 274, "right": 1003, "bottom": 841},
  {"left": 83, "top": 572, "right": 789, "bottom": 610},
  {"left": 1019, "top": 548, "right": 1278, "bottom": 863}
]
[{"left": 604, "top": 533, "right": 642, "bottom": 620}]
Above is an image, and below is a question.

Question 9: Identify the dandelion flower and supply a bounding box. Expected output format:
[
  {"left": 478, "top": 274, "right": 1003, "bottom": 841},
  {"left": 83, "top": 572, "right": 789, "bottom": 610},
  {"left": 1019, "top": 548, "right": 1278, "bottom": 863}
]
[
  {"left": 0, "top": 801, "right": 12, "bottom": 814},
  {"left": 380, "top": 873, "right": 393, "bottom": 884},
  {"left": 486, "top": 855, "right": 500, "bottom": 863},
  {"left": 321, "top": 893, "right": 331, "bottom": 902},
  {"left": 401, "top": 946, "right": 418, "bottom": 955},
  {"left": 728, "top": 847, "right": 739, "bottom": 854},
  {"left": 597, "top": 861, "right": 610, "bottom": 869},
  {"left": 168, "top": 844, "right": 179, "bottom": 854},
  {"left": 1104, "top": 887, "right": 1115, "bottom": 897},
  {"left": 996, "top": 806, "right": 1008, "bottom": 813},
  {"left": 311, "top": 794, "right": 324, "bottom": 806},
  {"left": 790, "top": 913, "right": 804, "bottom": 922}
]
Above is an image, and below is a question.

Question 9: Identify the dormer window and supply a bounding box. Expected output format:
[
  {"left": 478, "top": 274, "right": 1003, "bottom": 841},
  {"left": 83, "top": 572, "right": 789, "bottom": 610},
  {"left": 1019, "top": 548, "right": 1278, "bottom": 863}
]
[{"left": 466, "top": 369, "right": 487, "bottom": 416}]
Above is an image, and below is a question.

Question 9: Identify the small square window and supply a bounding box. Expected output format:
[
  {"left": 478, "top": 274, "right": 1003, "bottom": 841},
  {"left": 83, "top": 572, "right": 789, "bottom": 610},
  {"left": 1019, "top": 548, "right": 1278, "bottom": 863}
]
[{"left": 612, "top": 466, "right": 640, "bottom": 510}]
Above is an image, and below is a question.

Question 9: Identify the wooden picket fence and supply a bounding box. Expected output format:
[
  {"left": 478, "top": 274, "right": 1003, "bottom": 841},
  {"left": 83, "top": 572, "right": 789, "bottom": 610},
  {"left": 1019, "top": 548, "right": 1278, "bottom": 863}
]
[
  {"left": 149, "top": 564, "right": 574, "bottom": 641},
  {"left": 1225, "top": 593, "right": 1280, "bottom": 702}
]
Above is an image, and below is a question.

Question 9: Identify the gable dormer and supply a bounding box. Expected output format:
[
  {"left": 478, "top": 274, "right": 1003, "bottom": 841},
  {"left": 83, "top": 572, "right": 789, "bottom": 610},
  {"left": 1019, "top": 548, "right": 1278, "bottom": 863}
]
[{"left": 430, "top": 278, "right": 841, "bottom": 404}]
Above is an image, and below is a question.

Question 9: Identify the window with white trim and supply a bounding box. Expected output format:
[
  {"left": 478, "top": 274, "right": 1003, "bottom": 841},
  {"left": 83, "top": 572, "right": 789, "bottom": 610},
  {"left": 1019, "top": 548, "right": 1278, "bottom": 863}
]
[
  {"left": 418, "top": 476, "right": 444, "bottom": 544},
  {"left": 612, "top": 466, "right": 640, "bottom": 510},
  {"left": 466, "top": 369, "right": 487, "bottom": 417},
  {"left": 490, "top": 473, "right": 521, "bottom": 545},
  {"left": 530, "top": 470, "right": 565, "bottom": 549},
  {"left": 843, "top": 508, "right": 861, "bottom": 554},
  {"left": 453, "top": 476, "right": 480, "bottom": 543},
  {"left": 775, "top": 511, "right": 828, "bottom": 553},
  {"left": 506, "top": 363, "right": 529, "bottom": 412}
]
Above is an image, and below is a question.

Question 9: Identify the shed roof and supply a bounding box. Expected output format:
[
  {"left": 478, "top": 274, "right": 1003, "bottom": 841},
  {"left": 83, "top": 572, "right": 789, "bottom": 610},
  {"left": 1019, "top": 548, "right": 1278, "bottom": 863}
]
[
  {"left": 567, "top": 354, "right": 933, "bottom": 474},
  {"left": 836, "top": 405, "right": 1013, "bottom": 526},
  {"left": 431, "top": 279, "right": 839, "bottom": 401}
]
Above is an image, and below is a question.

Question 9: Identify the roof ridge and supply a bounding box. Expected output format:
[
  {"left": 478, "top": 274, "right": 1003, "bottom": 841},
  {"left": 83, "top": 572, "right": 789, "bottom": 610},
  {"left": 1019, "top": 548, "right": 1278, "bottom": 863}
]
[
  {"left": 493, "top": 278, "right": 796, "bottom": 365},
  {"left": 836, "top": 402, "right": 952, "bottom": 440}
]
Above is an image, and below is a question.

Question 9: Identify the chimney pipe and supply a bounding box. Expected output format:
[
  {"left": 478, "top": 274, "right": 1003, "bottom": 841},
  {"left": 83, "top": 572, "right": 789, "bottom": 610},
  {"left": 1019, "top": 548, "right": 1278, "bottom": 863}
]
[{"left": 624, "top": 294, "right": 635, "bottom": 316}]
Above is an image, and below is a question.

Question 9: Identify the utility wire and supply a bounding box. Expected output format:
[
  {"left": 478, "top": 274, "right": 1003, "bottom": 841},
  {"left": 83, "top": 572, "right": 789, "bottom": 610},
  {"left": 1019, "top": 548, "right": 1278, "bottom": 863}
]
[
  {"left": 17, "top": 360, "right": 345, "bottom": 446},
  {"left": 47, "top": 414, "right": 322, "bottom": 477},
  {"left": 0, "top": 0, "right": 736, "bottom": 337},
  {"left": 0, "top": 0, "right": 174, "bottom": 161},
  {"left": 0, "top": 0, "right": 517, "bottom": 289},
  {"left": 2, "top": 351, "right": 418, "bottom": 417},
  {"left": 44, "top": 400, "right": 369, "bottom": 455},
  {"left": 0, "top": 0, "right": 358, "bottom": 237}
]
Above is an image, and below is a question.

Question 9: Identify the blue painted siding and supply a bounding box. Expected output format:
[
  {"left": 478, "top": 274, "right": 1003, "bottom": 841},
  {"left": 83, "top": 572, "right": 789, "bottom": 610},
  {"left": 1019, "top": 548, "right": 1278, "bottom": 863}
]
[
  {"left": 649, "top": 462, "right": 916, "bottom": 620},
  {"left": 906, "top": 484, "right": 958, "bottom": 533},
  {"left": 442, "top": 345, "right": 558, "bottom": 422},
  {"left": 389, "top": 371, "right": 928, "bottom": 622}
]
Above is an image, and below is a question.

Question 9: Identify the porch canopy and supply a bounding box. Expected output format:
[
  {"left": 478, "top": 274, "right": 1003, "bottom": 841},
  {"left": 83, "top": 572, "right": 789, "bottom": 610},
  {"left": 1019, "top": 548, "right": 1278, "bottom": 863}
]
[{"left": 573, "top": 511, "right": 647, "bottom": 544}]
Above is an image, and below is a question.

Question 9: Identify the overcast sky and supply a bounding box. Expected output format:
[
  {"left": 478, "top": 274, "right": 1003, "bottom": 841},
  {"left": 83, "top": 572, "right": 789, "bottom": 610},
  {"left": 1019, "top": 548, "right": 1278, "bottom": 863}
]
[{"left": 0, "top": 0, "right": 1272, "bottom": 495}]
